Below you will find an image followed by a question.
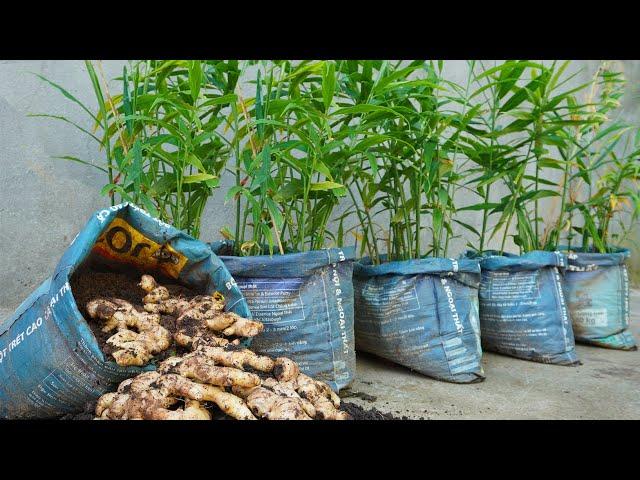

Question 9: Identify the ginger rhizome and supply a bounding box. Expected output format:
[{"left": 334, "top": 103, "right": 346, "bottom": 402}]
[
  {"left": 95, "top": 371, "right": 212, "bottom": 420},
  {"left": 91, "top": 274, "right": 349, "bottom": 420},
  {"left": 85, "top": 274, "right": 264, "bottom": 367},
  {"left": 86, "top": 298, "right": 171, "bottom": 367},
  {"left": 139, "top": 274, "right": 264, "bottom": 347},
  {"left": 95, "top": 345, "right": 351, "bottom": 420},
  {"left": 270, "top": 357, "right": 349, "bottom": 420}
]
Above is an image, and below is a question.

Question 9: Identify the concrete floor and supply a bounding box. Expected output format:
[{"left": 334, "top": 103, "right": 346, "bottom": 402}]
[
  {"left": 342, "top": 289, "right": 640, "bottom": 420},
  {"left": 1, "top": 292, "right": 638, "bottom": 420}
]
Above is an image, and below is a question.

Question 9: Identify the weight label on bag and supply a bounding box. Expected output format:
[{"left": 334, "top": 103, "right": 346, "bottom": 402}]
[{"left": 573, "top": 308, "right": 608, "bottom": 327}]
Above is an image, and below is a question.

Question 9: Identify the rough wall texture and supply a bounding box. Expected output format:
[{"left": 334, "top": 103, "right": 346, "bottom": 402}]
[{"left": 0, "top": 60, "right": 638, "bottom": 313}]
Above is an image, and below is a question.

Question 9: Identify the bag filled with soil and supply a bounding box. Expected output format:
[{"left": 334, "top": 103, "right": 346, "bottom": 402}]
[
  {"left": 562, "top": 247, "right": 636, "bottom": 350},
  {"left": 466, "top": 250, "right": 579, "bottom": 365},
  {"left": 209, "top": 240, "right": 356, "bottom": 391},
  {"left": 0, "top": 203, "right": 251, "bottom": 419},
  {"left": 353, "top": 256, "right": 484, "bottom": 384}
]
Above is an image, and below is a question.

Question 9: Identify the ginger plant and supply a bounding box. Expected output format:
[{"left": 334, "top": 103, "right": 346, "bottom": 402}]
[
  {"left": 33, "top": 60, "right": 241, "bottom": 238},
  {"left": 561, "top": 63, "right": 640, "bottom": 252}
]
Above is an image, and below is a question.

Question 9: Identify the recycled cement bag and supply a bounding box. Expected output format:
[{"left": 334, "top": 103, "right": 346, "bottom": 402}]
[
  {"left": 563, "top": 247, "right": 636, "bottom": 350},
  {"left": 0, "top": 203, "right": 251, "bottom": 419},
  {"left": 353, "top": 256, "right": 484, "bottom": 383},
  {"left": 209, "top": 241, "right": 356, "bottom": 391},
  {"left": 466, "top": 250, "right": 579, "bottom": 365}
]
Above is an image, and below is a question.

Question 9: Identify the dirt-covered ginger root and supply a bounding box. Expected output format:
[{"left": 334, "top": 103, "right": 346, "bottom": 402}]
[
  {"left": 229, "top": 356, "right": 349, "bottom": 420},
  {"left": 139, "top": 274, "right": 264, "bottom": 345},
  {"left": 94, "top": 369, "right": 256, "bottom": 420},
  {"left": 192, "top": 342, "right": 275, "bottom": 372},
  {"left": 272, "top": 357, "right": 349, "bottom": 420},
  {"left": 158, "top": 354, "right": 261, "bottom": 388},
  {"left": 95, "top": 371, "right": 211, "bottom": 420},
  {"left": 140, "top": 274, "right": 191, "bottom": 314},
  {"left": 157, "top": 373, "right": 255, "bottom": 420},
  {"left": 86, "top": 298, "right": 171, "bottom": 367},
  {"left": 139, "top": 274, "right": 171, "bottom": 304},
  {"left": 173, "top": 299, "right": 264, "bottom": 346},
  {"left": 232, "top": 384, "right": 314, "bottom": 420}
]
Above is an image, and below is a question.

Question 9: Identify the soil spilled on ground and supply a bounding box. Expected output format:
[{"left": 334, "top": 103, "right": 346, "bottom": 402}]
[
  {"left": 339, "top": 388, "right": 378, "bottom": 402},
  {"left": 70, "top": 263, "right": 199, "bottom": 362},
  {"left": 339, "top": 402, "right": 400, "bottom": 420},
  {"left": 338, "top": 387, "right": 403, "bottom": 419}
]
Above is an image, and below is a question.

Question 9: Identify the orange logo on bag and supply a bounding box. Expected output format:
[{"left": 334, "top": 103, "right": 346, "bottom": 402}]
[{"left": 92, "top": 217, "right": 187, "bottom": 279}]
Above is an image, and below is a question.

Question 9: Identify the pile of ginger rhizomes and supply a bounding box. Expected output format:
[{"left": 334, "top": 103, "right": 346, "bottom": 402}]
[{"left": 88, "top": 274, "right": 350, "bottom": 420}]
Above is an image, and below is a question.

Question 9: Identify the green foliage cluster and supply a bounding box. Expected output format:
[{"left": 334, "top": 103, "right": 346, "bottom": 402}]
[{"left": 35, "top": 60, "right": 639, "bottom": 260}]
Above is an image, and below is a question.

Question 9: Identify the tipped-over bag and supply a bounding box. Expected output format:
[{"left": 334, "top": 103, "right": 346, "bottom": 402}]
[{"left": 0, "top": 203, "right": 251, "bottom": 419}]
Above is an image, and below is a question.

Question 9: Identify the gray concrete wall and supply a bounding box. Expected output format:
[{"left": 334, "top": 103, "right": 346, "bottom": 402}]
[{"left": 1, "top": 60, "right": 639, "bottom": 314}]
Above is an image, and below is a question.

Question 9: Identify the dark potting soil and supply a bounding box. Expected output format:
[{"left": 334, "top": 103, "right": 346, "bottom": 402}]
[
  {"left": 339, "top": 401, "right": 400, "bottom": 420},
  {"left": 339, "top": 388, "right": 378, "bottom": 402},
  {"left": 70, "top": 264, "right": 199, "bottom": 362},
  {"left": 59, "top": 401, "right": 97, "bottom": 421}
]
